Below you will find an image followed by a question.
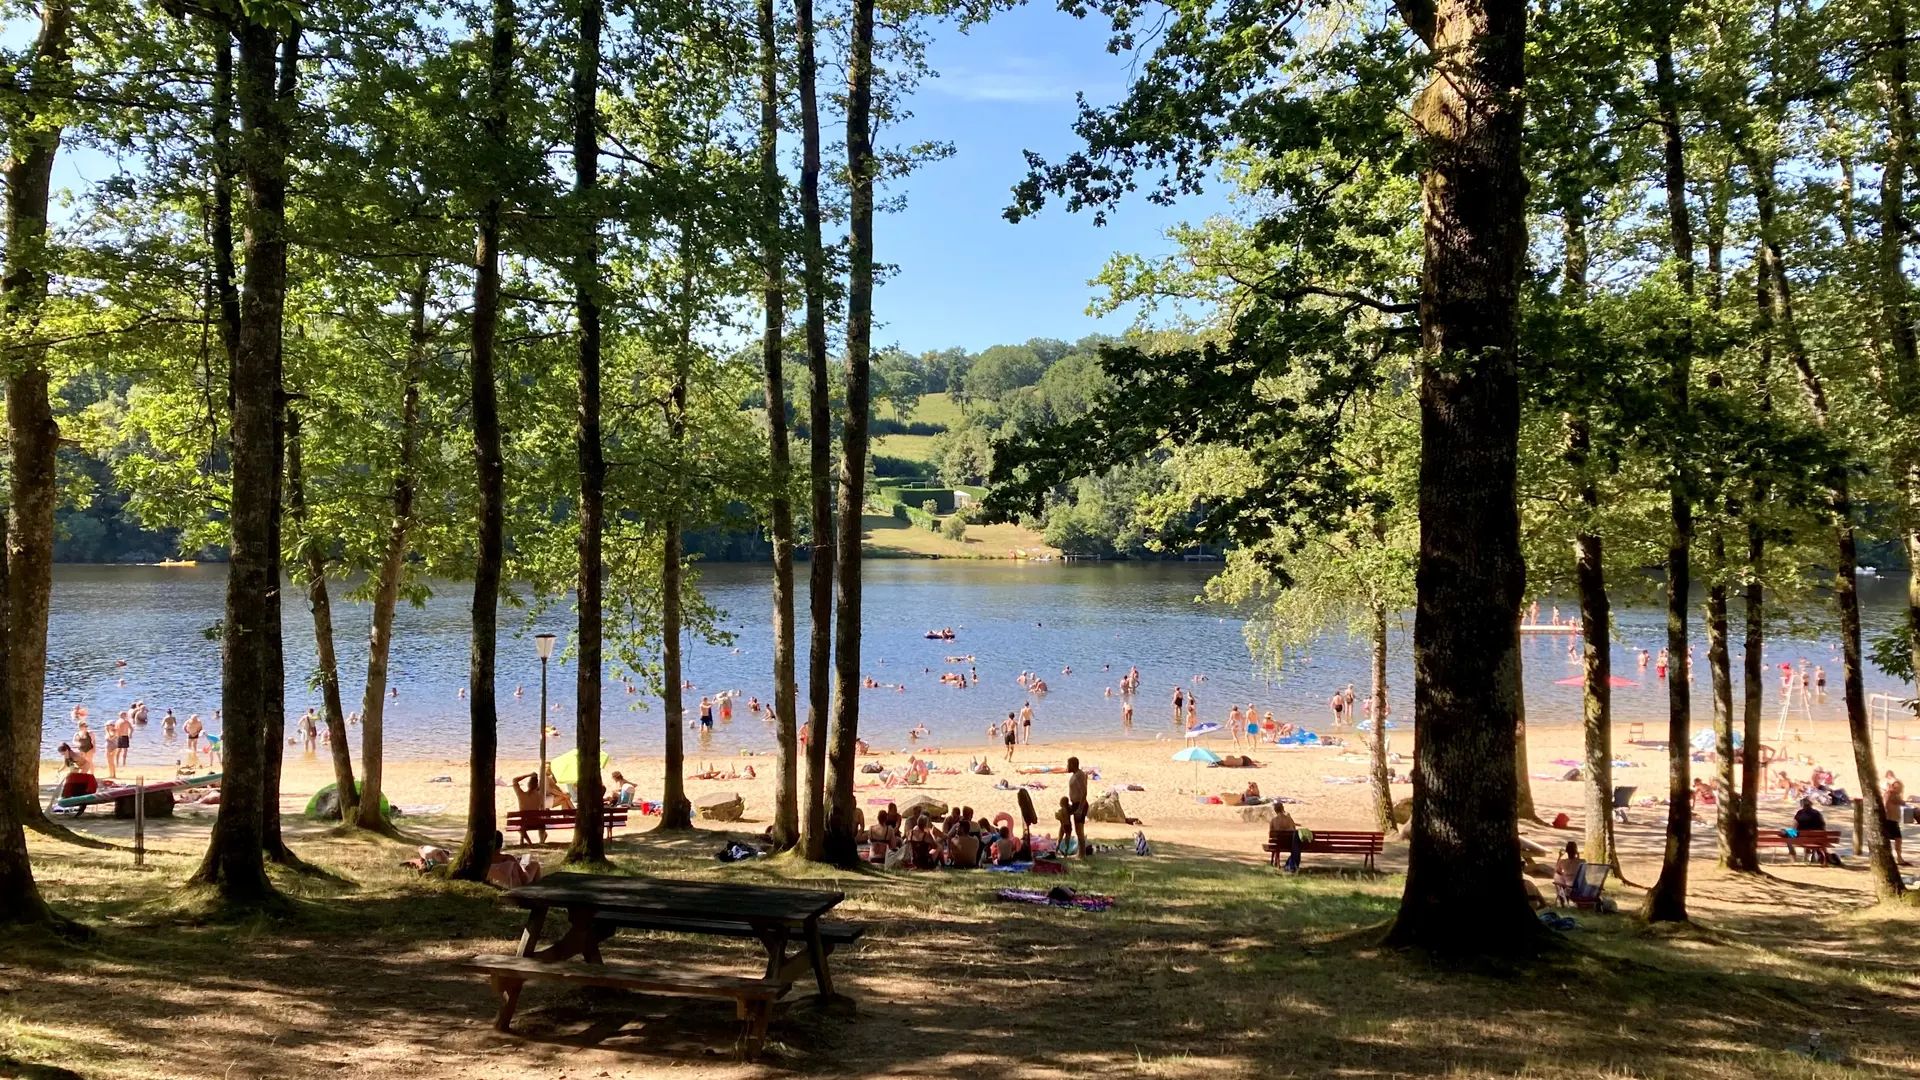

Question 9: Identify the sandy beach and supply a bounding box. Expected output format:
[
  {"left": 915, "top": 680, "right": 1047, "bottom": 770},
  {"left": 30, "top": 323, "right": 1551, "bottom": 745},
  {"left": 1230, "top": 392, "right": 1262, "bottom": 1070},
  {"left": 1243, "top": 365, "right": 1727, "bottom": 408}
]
[{"left": 53, "top": 715, "right": 1918, "bottom": 880}]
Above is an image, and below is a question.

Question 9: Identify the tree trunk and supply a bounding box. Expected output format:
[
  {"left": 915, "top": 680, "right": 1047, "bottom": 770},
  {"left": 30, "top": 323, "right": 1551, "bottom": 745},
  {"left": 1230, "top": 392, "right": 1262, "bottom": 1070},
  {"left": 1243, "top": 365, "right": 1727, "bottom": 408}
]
[
  {"left": 1369, "top": 601, "right": 1392, "bottom": 832},
  {"left": 451, "top": 0, "right": 514, "bottom": 880},
  {"left": 1732, "top": 276, "right": 1774, "bottom": 872},
  {"left": 192, "top": 19, "right": 290, "bottom": 907},
  {"left": 822, "top": 0, "right": 876, "bottom": 868},
  {"left": 660, "top": 516, "right": 691, "bottom": 828},
  {"left": 1747, "top": 144, "right": 1906, "bottom": 900},
  {"left": 0, "top": 518, "right": 54, "bottom": 926},
  {"left": 1707, "top": 534, "right": 1740, "bottom": 867},
  {"left": 1561, "top": 200, "right": 1616, "bottom": 867},
  {"left": 1382, "top": 0, "right": 1539, "bottom": 952},
  {"left": 758, "top": 0, "right": 801, "bottom": 853},
  {"left": 658, "top": 244, "right": 698, "bottom": 834},
  {"left": 797, "top": 0, "right": 834, "bottom": 862},
  {"left": 2, "top": 0, "right": 72, "bottom": 829},
  {"left": 1876, "top": 0, "right": 1920, "bottom": 717},
  {"left": 563, "top": 0, "right": 607, "bottom": 865},
  {"left": 1643, "top": 36, "right": 1695, "bottom": 925},
  {"left": 286, "top": 409, "right": 356, "bottom": 820}
]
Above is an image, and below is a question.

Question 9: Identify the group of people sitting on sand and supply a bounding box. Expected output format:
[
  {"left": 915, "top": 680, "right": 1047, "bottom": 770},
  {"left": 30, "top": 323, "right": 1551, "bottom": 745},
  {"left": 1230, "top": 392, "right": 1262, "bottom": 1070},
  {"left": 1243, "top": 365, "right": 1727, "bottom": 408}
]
[{"left": 867, "top": 803, "right": 1036, "bottom": 869}]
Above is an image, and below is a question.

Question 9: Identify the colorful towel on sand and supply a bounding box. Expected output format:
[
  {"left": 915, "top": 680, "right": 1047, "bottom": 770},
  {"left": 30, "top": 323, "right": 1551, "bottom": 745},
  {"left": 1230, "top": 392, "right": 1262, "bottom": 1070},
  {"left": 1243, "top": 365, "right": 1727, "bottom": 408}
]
[{"left": 995, "top": 887, "right": 1114, "bottom": 911}]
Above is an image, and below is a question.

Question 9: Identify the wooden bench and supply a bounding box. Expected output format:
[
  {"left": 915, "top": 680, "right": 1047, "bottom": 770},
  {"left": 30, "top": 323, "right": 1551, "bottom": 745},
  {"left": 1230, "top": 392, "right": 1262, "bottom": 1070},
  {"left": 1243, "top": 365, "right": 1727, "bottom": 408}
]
[
  {"left": 1265, "top": 830, "right": 1385, "bottom": 871},
  {"left": 506, "top": 807, "right": 627, "bottom": 845},
  {"left": 459, "top": 954, "right": 785, "bottom": 1056},
  {"left": 1756, "top": 829, "right": 1840, "bottom": 863}
]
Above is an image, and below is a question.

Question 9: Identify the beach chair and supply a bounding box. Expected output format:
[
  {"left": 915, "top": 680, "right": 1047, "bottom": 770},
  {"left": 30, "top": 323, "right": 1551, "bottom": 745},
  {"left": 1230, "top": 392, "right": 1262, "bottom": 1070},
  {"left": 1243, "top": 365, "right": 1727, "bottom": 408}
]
[
  {"left": 1628, "top": 722, "right": 1644, "bottom": 743},
  {"left": 1569, "top": 862, "right": 1611, "bottom": 910},
  {"left": 1612, "top": 785, "right": 1637, "bottom": 824}
]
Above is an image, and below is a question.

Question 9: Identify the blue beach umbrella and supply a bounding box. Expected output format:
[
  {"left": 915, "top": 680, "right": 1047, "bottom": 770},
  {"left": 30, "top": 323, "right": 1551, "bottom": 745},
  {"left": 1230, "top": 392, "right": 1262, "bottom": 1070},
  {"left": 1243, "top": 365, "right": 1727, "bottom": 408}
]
[
  {"left": 1173, "top": 744, "right": 1223, "bottom": 782},
  {"left": 1184, "top": 721, "right": 1223, "bottom": 740}
]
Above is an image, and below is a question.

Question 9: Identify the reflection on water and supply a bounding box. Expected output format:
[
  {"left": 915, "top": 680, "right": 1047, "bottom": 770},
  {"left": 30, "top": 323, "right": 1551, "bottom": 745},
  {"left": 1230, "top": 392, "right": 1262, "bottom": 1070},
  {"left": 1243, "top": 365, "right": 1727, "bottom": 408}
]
[{"left": 41, "top": 562, "right": 1915, "bottom": 767}]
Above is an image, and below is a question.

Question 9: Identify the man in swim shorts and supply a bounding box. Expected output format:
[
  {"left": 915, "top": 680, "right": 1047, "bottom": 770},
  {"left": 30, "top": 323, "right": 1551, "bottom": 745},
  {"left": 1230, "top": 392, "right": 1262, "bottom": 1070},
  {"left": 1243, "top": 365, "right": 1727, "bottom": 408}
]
[{"left": 1067, "top": 756, "right": 1090, "bottom": 859}]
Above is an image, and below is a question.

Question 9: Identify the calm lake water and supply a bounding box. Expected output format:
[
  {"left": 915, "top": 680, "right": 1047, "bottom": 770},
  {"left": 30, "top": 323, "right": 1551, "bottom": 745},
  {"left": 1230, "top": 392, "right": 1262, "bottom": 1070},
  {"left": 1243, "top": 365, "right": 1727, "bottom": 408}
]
[{"left": 38, "top": 562, "right": 1917, "bottom": 768}]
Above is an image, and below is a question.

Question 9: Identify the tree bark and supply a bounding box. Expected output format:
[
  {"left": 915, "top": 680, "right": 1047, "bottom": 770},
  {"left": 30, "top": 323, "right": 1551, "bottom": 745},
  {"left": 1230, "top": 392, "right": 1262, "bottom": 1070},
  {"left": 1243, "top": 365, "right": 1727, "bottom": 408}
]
[
  {"left": 758, "top": 0, "right": 801, "bottom": 852},
  {"left": 192, "top": 18, "right": 290, "bottom": 906},
  {"left": 1643, "top": 36, "right": 1695, "bottom": 924},
  {"left": 797, "top": 0, "right": 834, "bottom": 862},
  {"left": 1514, "top": 627, "right": 1537, "bottom": 822},
  {"left": 0, "top": 518, "right": 54, "bottom": 925},
  {"left": 2, "top": 0, "right": 72, "bottom": 829},
  {"left": 658, "top": 241, "right": 698, "bottom": 833},
  {"left": 1368, "top": 601, "right": 1392, "bottom": 831},
  {"left": 1561, "top": 200, "right": 1616, "bottom": 867},
  {"left": 1383, "top": 0, "right": 1539, "bottom": 952},
  {"left": 563, "top": 0, "right": 607, "bottom": 864},
  {"left": 451, "top": 0, "right": 514, "bottom": 880},
  {"left": 286, "top": 409, "right": 356, "bottom": 820},
  {"left": 1877, "top": 0, "right": 1920, "bottom": 713},
  {"left": 1707, "top": 533, "right": 1739, "bottom": 867},
  {"left": 1747, "top": 144, "right": 1906, "bottom": 900},
  {"left": 822, "top": 0, "right": 876, "bottom": 868}
]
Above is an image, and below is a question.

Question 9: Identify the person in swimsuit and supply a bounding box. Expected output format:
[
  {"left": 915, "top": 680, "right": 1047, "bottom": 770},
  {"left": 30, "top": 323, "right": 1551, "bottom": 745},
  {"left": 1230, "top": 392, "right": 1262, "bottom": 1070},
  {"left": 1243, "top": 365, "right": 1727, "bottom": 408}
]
[
  {"left": 73, "top": 722, "right": 96, "bottom": 773},
  {"left": 1331, "top": 692, "right": 1345, "bottom": 726},
  {"left": 698, "top": 696, "right": 714, "bottom": 729},
  {"left": 1172, "top": 686, "right": 1184, "bottom": 722},
  {"left": 1067, "top": 756, "right": 1090, "bottom": 858},
  {"left": 1122, "top": 698, "right": 1134, "bottom": 728},
  {"left": 1020, "top": 702, "right": 1033, "bottom": 743},
  {"left": 1003, "top": 714, "right": 1018, "bottom": 762},
  {"left": 184, "top": 713, "right": 203, "bottom": 763}
]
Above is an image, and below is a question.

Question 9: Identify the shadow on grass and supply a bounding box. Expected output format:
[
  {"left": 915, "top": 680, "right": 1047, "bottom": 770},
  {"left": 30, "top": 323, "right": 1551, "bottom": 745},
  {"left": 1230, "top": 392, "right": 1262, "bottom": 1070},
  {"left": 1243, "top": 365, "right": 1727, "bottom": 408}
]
[{"left": 5, "top": 828, "right": 1920, "bottom": 1079}]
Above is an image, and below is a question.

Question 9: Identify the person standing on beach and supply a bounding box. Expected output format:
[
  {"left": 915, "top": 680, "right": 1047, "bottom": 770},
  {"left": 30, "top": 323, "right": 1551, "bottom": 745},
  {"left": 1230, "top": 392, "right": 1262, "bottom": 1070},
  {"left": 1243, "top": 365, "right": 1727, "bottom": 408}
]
[
  {"left": 1229, "top": 705, "right": 1244, "bottom": 746},
  {"left": 73, "top": 721, "right": 96, "bottom": 774},
  {"left": 1067, "top": 756, "right": 1091, "bottom": 858},
  {"left": 1003, "top": 714, "right": 1018, "bottom": 762},
  {"left": 1884, "top": 771, "right": 1908, "bottom": 866},
  {"left": 184, "top": 713, "right": 203, "bottom": 763},
  {"left": 1020, "top": 701, "right": 1034, "bottom": 743}
]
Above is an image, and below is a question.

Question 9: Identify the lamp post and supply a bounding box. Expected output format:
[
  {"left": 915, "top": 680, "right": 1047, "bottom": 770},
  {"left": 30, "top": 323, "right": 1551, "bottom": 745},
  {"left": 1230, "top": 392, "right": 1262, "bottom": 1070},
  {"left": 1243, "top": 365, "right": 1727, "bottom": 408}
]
[{"left": 535, "top": 633, "right": 557, "bottom": 807}]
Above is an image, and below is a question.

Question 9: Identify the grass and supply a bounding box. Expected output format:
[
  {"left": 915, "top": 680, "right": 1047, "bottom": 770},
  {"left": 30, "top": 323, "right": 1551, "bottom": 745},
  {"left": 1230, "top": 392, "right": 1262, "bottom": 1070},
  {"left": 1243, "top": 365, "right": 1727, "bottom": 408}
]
[
  {"left": 860, "top": 514, "right": 1056, "bottom": 559},
  {"left": 6, "top": 815, "right": 1920, "bottom": 1079}
]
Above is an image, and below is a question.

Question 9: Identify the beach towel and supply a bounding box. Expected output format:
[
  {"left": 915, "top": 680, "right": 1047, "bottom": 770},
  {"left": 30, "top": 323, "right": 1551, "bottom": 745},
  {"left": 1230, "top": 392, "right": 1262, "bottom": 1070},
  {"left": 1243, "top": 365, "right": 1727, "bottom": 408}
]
[
  {"left": 1322, "top": 776, "right": 1365, "bottom": 784},
  {"left": 995, "top": 887, "right": 1114, "bottom": 911}
]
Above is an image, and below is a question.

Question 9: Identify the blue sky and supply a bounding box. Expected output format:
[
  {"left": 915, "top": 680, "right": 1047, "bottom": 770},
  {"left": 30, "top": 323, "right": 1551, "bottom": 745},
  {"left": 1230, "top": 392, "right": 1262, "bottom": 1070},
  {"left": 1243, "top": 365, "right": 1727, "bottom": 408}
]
[
  {"left": 12, "top": 5, "right": 1225, "bottom": 356},
  {"left": 877, "top": 4, "right": 1226, "bottom": 353}
]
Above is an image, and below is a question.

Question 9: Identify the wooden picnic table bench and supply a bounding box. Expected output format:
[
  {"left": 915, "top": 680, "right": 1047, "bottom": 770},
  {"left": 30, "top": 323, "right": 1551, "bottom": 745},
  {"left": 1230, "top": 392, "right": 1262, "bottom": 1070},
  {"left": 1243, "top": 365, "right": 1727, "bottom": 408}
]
[
  {"left": 1756, "top": 828, "right": 1841, "bottom": 863},
  {"left": 505, "top": 806, "right": 627, "bottom": 845},
  {"left": 460, "top": 873, "right": 853, "bottom": 1059},
  {"left": 1264, "top": 829, "right": 1385, "bottom": 871}
]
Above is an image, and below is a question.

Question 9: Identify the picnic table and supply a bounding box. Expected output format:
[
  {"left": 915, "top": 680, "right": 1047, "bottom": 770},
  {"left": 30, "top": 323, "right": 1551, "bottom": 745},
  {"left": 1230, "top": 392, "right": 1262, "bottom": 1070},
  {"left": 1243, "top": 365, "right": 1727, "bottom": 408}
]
[{"left": 459, "top": 873, "right": 859, "bottom": 1059}]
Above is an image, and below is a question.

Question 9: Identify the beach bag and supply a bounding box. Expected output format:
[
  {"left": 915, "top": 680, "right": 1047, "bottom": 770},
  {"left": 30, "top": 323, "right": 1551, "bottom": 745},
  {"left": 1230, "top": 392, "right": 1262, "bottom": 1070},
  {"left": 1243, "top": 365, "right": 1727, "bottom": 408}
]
[
  {"left": 884, "top": 843, "right": 907, "bottom": 870},
  {"left": 1134, "top": 831, "right": 1152, "bottom": 857}
]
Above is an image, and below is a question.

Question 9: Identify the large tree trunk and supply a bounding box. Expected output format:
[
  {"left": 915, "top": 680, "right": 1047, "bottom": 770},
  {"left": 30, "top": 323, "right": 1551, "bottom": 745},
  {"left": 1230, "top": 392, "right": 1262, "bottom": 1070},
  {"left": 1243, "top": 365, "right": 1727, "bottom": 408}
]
[
  {"left": 1747, "top": 145, "right": 1906, "bottom": 900},
  {"left": 451, "top": 0, "right": 514, "bottom": 880},
  {"left": 797, "top": 0, "right": 834, "bottom": 861},
  {"left": 758, "top": 0, "right": 801, "bottom": 853},
  {"left": 260, "top": 33, "right": 300, "bottom": 866},
  {"left": 192, "top": 19, "right": 291, "bottom": 907},
  {"left": 2, "top": 0, "right": 72, "bottom": 829},
  {"left": 1382, "top": 0, "right": 1539, "bottom": 952},
  {"left": 286, "top": 410, "right": 356, "bottom": 820},
  {"left": 0, "top": 519, "right": 54, "bottom": 925},
  {"left": 821, "top": 0, "right": 876, "bottom": 868},
  {"left": 1877, "top": 0, "right": 1920, "bottom": 715},
  {"left": 564, "top": 0, "right": 606, "bottom": 864},
  {"left": 1731, "top": 276, "right": 1774, "bottom": 871},
  {"left": 1643, "top": 37, "right": 1695, "bottom": 924},
  {"left": 1368, "top": 601, "right": 1392, "bottom": 832}
]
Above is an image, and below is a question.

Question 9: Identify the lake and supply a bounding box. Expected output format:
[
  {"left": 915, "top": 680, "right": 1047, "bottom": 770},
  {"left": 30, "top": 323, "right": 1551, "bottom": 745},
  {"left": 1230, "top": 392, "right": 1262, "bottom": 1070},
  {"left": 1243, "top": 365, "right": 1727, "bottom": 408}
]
[{"left": 38, "top": 561, "right": 1917, "bottom": 769}]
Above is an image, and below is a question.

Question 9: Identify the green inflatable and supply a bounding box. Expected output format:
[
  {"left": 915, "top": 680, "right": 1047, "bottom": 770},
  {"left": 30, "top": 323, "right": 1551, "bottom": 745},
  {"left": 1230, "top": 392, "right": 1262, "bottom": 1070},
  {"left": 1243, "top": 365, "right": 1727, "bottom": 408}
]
[{"left": 305, "top": 782, "right": 395, "bottom": 821}]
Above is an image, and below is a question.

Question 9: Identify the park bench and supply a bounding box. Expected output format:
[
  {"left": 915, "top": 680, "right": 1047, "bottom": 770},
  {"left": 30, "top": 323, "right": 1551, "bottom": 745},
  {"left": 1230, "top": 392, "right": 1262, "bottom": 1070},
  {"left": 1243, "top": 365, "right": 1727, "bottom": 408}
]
[
  {"left": 1756, "top": 828, "right": 1840, "bottom": 863},
  {"left": 1264, "top": 829, "right": 1385, "bottom": 871},
  {"left": 457, "top": 954, "right": 786, "bottom": 1052},
  {"left": 506, "top": 806, "right": 627, "bottom": 845}
]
